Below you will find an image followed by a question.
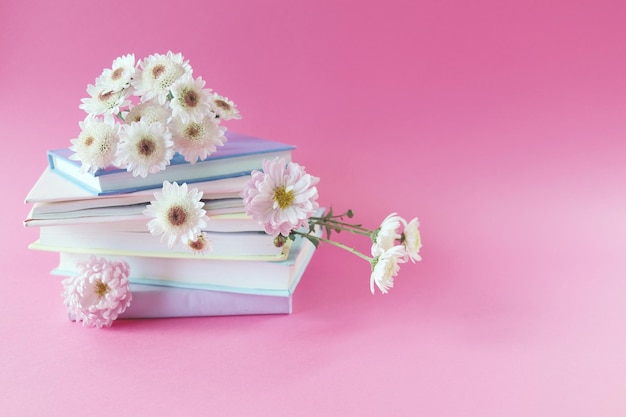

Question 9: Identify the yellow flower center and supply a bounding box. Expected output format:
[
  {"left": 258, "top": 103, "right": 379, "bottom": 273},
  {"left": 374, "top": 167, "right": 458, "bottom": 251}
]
[
  {"left": 273, "top": 186, "right": 294, "bottom": 209},
  {"left": 95, "top": 280, "right": 109, "bottom": 297}
]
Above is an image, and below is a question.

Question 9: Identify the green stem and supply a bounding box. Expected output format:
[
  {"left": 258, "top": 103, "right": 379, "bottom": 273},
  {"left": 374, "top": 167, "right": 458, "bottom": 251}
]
[
  {"left": 317, "top": 222, "right": 372, "bottom": 236},
  {"left": 292, "top": 230, "right": 373, "bottom": 262},
  {"left": 309, "top": 218, "right": 374, "bottom": 235}
]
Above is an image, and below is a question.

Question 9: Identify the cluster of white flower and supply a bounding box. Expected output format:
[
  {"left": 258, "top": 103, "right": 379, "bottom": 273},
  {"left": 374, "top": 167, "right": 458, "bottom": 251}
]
[
  {"left": 70, "top": 51, "right": 240, "bottom": 176},
  {"left": 369, "top": 213, "right": 422, "bottom": 294}
]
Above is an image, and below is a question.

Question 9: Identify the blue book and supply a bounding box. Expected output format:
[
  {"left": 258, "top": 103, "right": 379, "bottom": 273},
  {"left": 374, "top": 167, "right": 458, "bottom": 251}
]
[{"left": 48, "top": 131, "right": 295, "bottom": 195}]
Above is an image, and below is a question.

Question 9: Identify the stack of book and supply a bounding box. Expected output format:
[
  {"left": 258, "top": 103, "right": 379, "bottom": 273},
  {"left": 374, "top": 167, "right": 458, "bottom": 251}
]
[{"left": 24, "top": 131, "right": 321, "bottom": 319}]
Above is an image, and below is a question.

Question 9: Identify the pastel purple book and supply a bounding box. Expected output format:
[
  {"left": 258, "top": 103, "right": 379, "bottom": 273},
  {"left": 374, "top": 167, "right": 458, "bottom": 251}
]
[{"left": 118, "top": 284, "right": 292, "bottom": 318}]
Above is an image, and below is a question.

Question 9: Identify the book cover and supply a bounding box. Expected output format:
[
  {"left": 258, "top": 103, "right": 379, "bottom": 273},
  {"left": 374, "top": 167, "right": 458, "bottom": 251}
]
[
  {"left": 49, "top": 231, "right": 319, "bottom": 293},
  {"left": 102, "top": 284, "right": 294, "bottom": 318},
  {"left": 24, "top": 200, "right": 258, "bottom": 231},
  {"left": 48, "top": 131, "right": 295, "bottom": 195},
  {"left": 67, "top": 284, "right": 293, "bottom": 320},
  {"left": 31, "top": 227, "right": 287, "bottom": 260}
]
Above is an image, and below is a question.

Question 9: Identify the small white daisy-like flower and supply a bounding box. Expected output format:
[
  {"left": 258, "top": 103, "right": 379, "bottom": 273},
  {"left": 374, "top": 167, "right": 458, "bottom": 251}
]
[
  {"left": 115, "top": 120, "right": 175, "bottom": 178},
  {"left": 370, "top": 245, "right": 407, "bottom": 294},
  {"left": 96, "top": 53, "right": 136, "bottom": 93},
  {"left": 62, "top": 256, "right": 132, "bottom": 328},
  {"left": 170, "top": 74, "right": 213, "bottom": 124},
  {"left": 125, "top": 100, "right": 171, "bottom": 126},
  {"left": 69, "top": 115, "right": 120, "bottom": 173},
  {"left": 210, "top": 93, "right": 241, "bottom": 120},
  {"left": 79, "top": 82, "right": 131, "bottom": 116},
  {"left": 187, "top": 233, "right": 213, "bottom": 255},
  {"left": 170, "top": 114, "right": 226, "bottom": 163},
  {"left": 144, "top": 181, "right": 210, "bottom": 248},
  {"left": 132, "top": 51, "right": 192, "bottom": 105},
  {"left": 371, "top": 213, "right": 403, "bottom": 257},
  {"left": 242, "top": 157, "right": 320, "bottom": 237},
  {"left": 401, "top": 217, "right": 422, "bottom": 263}
]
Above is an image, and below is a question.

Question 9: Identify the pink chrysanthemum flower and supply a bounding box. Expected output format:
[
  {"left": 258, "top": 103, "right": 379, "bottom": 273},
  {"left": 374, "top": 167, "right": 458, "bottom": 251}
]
[
  {"left": 62, "top": 256, "right": 132, "bottom": 328},
  {"left": 242, "top": 157, "right": 320, "bottom": 237},
  {"left": 144, "top": 181, "right": 209, "bottom": 248},
  {"left": 371, "top": 213, "right": 403, "bottom": 257},
  {"left": 370, "top": 245, "right": 407, "bottom": 294}
]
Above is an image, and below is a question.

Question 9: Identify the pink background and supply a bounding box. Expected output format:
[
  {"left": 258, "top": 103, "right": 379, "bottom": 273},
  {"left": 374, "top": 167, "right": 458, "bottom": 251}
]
[{"left": 2, "top": 0, "right": 626, "bottom": 415}]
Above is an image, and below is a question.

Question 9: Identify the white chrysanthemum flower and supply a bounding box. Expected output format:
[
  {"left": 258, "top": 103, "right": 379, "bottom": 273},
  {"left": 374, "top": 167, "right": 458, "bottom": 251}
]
[
  {"left": 371, "top": 213, "right": 403, "bottom": 257},
  {"left": 96, "top": 53, "right": 136, "bottom": 93},
  {"left": 210, "top": 93, "right": 241, "bottom": 120},
  {"left": 125, "top": 100, "right": 171, "bottom": 126},
  {"left": 69, "top": 116, "right": 120, "bottom": 173},
  {"left": 370, "top": 245, "right": 407, "bottom": 294},
  {"left": 79, "top": 83, "right": 131, "bottom": 115},
  {"left": 144, "top": 181, "right": 210, "bottom": 248},
  {"left": 115, "top": 120, "right": 175, "bottom": 178},
  {"left": 242, "top": 157, "right": 320, "bottom": 237},
  {"left": 170, "top": 74, "right": 212, "bottom": 124},
  {"left": 170, "top": 115, "right": 226, "bottom": 163},
  {"left": 187, "top": 233, "right": 213, "bottom": 255},
  {"left": 132, "top": 51, "right": 192, "bottom": 105},
  {"left": 401, "top": 217, "right": 422, "bottom": 263},
  {"left": 62, "top": 256, "right": 132, "bottom": 328}
]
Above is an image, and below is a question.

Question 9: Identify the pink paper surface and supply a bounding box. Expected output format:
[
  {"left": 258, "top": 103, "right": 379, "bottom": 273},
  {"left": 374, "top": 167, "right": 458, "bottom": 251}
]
[{"left": 3, "top": 0, "right": 626, "bottom": 415}]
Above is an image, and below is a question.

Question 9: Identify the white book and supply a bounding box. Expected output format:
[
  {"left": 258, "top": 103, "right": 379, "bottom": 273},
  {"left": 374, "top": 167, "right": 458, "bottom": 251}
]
[
  {"left": 51, "top": 232, "right": 319, "bottom": 293},
  {"left": 25, "top": 210, "right": 265, "bottom": 233},
  {"left": 25, "top": 167, "right": 251, "bottom": 207},
  {"left": 32, "top": 225, "right": 286, "bottom": 260}
]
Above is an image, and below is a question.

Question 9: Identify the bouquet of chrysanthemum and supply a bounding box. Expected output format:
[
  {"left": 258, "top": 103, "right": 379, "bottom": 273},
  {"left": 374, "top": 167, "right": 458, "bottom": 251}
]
[
  {"left": 62, "top": 52, "right": 422, "bottom": 328},
  {"left": 71, "top": 51, "right": 240, "bottom": 177}
]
